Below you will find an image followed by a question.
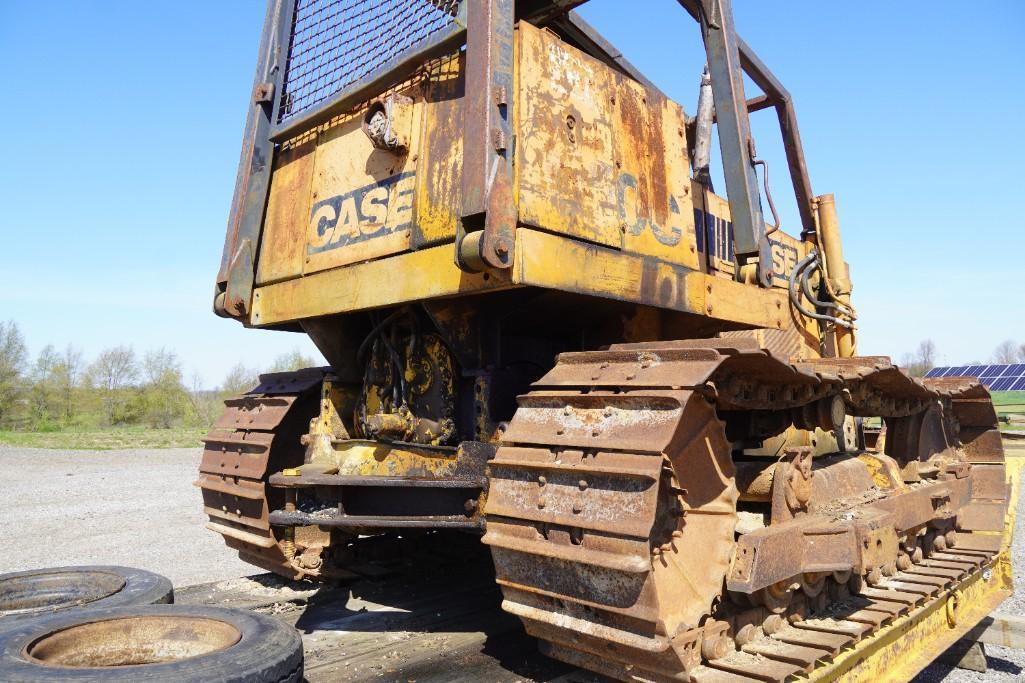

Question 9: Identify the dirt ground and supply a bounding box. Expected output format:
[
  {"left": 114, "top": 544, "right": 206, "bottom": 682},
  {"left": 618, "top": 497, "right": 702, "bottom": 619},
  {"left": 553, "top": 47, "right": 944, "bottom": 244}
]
[{"left": 0, "top": 445, "right": 1021, "bottom": 682}]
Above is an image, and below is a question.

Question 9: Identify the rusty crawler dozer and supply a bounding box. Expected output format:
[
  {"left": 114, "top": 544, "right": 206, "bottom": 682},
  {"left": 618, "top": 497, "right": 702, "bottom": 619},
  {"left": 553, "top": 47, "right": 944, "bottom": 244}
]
[{"left": 201, "top": 1, "right": 1017, "bottom": 680}]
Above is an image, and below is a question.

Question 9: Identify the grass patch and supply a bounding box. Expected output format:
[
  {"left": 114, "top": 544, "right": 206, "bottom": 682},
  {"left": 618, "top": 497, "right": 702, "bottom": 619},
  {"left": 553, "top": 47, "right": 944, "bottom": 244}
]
[
  {"left": 0, "top": 426, "right": 207, "bottom": 450},
  {"left": 991, "top": 391, "right": 1025, "bottom": 427},
  {"left": 991, "top": 391, "right": 1025, "bottom": 409}
]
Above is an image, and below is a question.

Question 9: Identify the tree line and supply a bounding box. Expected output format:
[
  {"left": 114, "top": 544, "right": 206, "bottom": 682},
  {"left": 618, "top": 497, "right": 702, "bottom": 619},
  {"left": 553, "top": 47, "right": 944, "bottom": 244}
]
[
  {"left": 901, "top": 339, "right": 1025, "bottom": 377},
  {"left": 3, "top": 318, "right": 1019, "bottom": 430},
  {"left": 0, "top": 320, "right": 314, "bottom": 431}
]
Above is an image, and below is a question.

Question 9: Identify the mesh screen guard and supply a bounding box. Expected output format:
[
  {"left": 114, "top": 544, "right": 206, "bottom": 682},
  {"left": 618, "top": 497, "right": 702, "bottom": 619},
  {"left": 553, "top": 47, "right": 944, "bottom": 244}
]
[{"left": 278, "top": 0, "right": 462, "bottom": 123}]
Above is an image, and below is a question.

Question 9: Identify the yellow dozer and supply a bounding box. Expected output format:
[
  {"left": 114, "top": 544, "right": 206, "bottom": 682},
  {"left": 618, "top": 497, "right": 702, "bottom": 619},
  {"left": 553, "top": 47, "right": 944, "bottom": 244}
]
[{"left": 201, "top": 1, "right": 1019, "bottom": 680}]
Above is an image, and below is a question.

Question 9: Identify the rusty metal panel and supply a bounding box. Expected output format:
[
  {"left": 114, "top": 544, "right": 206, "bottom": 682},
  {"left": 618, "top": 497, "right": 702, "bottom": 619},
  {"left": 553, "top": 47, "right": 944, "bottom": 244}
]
[
  {"left": 611, "top": 69, "right": 699, "bottom": 268},
  {"left": 513, "top": 229, "right": 695, "bottom": 310},
  {"left": 957, "top": 501, "right": 1008, "bottom": 532},
  {"left": 412, "top": 54, "right": 465, "bottom": 247},
  {"left": 511, "top": 228, "right": 793, "bottom": 329},
  {"left": 950, "top": 398, "right": 999, "bottom": 428},
  {"left": 961, "top": 427, "right": 1006, "bottom": 463},
  {"left": 970, "top": 463, "right": 1011, "bottom": 500},
  {"left": 262, "top": 45, "right": 467, "bottom": 276},
  {"left": 256, "top": 140, "right": 317, "bottom": 285},
  {"left": 719, "top": 328, "right": 809, "bottom": 362},
  {"left": 247, "top": 16, "right": 824, "bottom": 327},
  {"left": 515, "top": 21, "right": 621, "bottom": 248}
]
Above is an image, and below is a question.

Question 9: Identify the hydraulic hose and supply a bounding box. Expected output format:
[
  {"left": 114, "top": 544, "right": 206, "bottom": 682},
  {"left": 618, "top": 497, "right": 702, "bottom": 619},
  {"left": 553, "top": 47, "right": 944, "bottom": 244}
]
[{"left": 788, "top": 252, "right": 855, "bottom": 329}]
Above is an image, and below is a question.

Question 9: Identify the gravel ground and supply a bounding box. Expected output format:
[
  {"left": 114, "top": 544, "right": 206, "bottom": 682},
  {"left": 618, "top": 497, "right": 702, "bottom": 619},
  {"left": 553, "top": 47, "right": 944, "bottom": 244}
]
[{"left": 0, "top": 446, "right": 253, "bottom": 586}]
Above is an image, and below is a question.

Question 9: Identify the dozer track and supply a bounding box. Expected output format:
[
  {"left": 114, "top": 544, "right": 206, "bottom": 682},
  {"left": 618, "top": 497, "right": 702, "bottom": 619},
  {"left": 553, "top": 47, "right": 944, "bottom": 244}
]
[
  {"left": 484, "top": 338, "right": 1010, "bottom": 682},
  {"left": 198, "top": 341, "right": 1010, "bottom": 682},
  {"left": 198, "top": 369, "right": 460, "bottom": 581},
  {"left": 197, "top": 368, "right": 333, "bottom": 579}
]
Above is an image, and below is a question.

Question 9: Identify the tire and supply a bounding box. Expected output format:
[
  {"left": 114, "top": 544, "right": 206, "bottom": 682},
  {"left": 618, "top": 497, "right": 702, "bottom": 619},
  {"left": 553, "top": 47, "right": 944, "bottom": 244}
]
[
  {"left": 0, "top": 604, "right": 303, "bottom": 682},
  {"left": 0, "top": 566, "right": 173, "bottom": 620}
]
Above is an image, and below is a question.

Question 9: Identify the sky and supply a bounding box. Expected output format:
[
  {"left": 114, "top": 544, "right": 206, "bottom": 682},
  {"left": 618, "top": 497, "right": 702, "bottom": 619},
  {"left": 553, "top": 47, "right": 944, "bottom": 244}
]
[{"left": 0, "top": 1, "right": 1022, "bottom": 388}]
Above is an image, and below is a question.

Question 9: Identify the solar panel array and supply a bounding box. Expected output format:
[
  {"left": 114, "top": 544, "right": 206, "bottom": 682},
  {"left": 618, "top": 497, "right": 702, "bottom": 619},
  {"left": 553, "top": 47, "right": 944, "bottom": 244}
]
[{"left": 925, "top": 364, "right": 1025, "bottom": 391}]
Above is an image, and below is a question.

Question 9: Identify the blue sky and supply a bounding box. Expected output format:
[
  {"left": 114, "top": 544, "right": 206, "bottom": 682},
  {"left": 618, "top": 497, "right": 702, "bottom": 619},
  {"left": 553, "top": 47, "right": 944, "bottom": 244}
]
[{"left": 0, "top": 1, "right": 1022, "bottom": 387}]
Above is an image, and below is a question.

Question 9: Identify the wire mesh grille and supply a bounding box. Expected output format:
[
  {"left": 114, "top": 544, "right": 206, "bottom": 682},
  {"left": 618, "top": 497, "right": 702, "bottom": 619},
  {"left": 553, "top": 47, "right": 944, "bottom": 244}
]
[{"left": 278, "top": 0, "right": 460, "bottom": 123}]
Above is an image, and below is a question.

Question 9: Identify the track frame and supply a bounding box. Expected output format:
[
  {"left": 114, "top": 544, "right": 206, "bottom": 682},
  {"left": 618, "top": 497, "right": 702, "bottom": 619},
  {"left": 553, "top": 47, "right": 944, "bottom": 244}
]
[{"left": 795, "top": 450, "right": 1021, "bottom": 683}]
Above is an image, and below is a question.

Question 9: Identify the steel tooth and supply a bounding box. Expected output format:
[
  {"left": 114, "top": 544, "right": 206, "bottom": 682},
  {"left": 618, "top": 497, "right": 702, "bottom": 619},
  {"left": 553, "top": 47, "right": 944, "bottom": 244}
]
[
  {"left": 740, "top": 640, "right": 831, "bottom": 669},
  {"left": 920, "top": 558, "right": 970, "bottom": 574},
  {"left": 691, "top": 668, "right": 764, "bottom": 683},
  {"left": 904, "top": 566, "right": 962, "bottom": 581},
  {"left": 843, "top": 608, "right": 893, "bottom": 628},
  {"left": 856, "top": 586, "right": 923, "bottom": 607},
  {"left": 855, "top": 599, "right": 902, "bottom": 616},
  {"left": 706, "top": 650, "right": 804, "bottom": 681},
  {"left": 793, "top": 619, "right": 872, "bottom": 639},
  {"left": 770, "top": 626, "right": 853, "bottom": 654},
  {"left": 890, "top": 572, "right": 950, "bottom": 590}
]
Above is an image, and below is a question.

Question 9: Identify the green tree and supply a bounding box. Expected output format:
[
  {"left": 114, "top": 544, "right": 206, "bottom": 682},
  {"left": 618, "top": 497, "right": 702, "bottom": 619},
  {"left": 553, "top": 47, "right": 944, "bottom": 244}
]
[
  {"left": 187, "top": 370, "right": 222, "bottom": 428},
  {"left": 30, "top": 344, "right": 85, "bottom": 428},
  {"left": 0, "top": 320, "right": 28, "bottom": 427},
  {"left": 268, "top": 349, "right": 317, "bottom": 373},
  {"left": 220, "top": 362, "right": 260, "bottom": 399},
  {"left": 87, "top": 346, "right": 139, "bottom": 425},
  {"left": 28, "top": 344, "right": 62, "bottom": 428},
  {"left": 139, "top": 348, "right": 190, "bottom": 428},
  {"left": 56, "top": 345, "right": 84, "bottom": 424}
]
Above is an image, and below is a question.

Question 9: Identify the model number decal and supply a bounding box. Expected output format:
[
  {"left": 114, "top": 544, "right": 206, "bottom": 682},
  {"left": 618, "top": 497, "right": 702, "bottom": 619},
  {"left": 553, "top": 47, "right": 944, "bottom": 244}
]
[
  {"left": 307, "top": 172, "right": 415, "bottom": 254},
  {"left": 694, "top": 207, "right": 799, "bottom": 284},
  {"left": 616, "top": 172, "right": 686, "bottom": 246}
]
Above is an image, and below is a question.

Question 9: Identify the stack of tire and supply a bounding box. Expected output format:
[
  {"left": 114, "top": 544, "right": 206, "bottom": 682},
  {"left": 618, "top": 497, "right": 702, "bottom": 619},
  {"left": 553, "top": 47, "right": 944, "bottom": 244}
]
[{"left": 0, "top": 566, "right": 303, "bottom": 682}]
